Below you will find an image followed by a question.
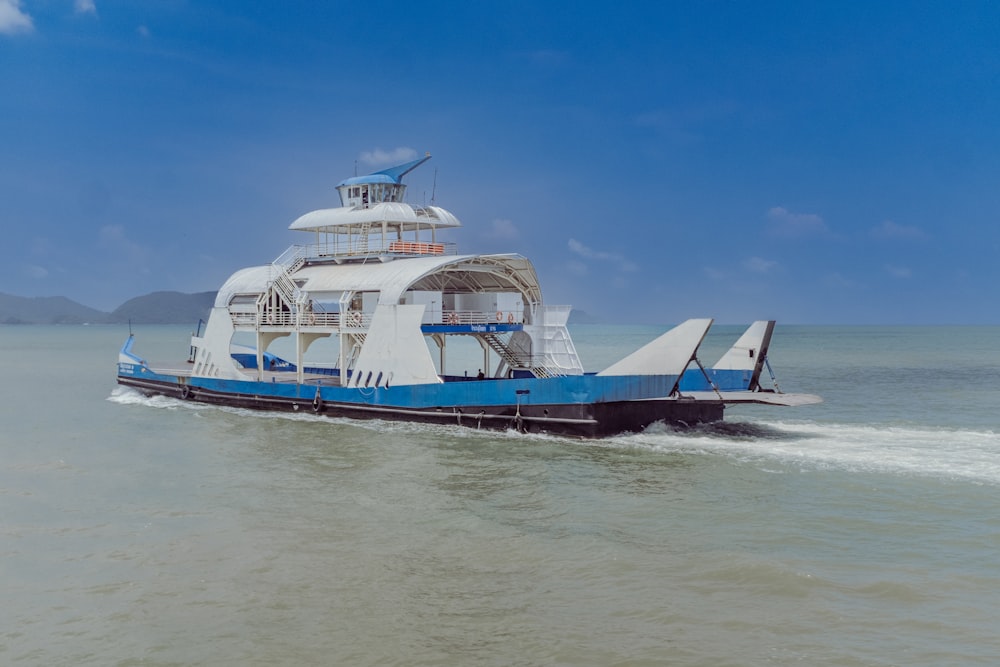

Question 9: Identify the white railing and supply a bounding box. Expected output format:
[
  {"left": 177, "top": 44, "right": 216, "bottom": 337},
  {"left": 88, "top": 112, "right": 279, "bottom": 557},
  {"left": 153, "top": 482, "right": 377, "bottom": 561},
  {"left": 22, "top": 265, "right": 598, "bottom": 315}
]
[
  {"left": 230, "top": 310, "right": 370, "bottom": 329},
  {"left": 273, "top": 244, "right": 310, "bottom": 272},
  {"left": 233, "top": 309, "right": 524, "bottom": 328},
  {"left": 271, "top": 241, "right": 459, "bottom": 263},
  {"left": 440, "top": 310, "right": 524, "bottom": 325}
]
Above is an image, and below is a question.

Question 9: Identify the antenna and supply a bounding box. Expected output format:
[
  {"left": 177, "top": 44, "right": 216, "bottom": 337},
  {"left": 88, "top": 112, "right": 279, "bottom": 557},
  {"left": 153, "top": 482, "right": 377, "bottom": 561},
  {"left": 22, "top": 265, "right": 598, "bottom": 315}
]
[{"left": 431, "top": 167, "right": 438, "bottom": 204}]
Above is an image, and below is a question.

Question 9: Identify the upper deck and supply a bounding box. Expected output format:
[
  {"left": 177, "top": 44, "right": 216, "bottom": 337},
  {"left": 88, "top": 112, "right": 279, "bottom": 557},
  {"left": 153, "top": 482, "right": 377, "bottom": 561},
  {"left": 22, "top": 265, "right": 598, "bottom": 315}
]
[{"left": 288, "top": 154, "right": 461, "bottom": 258}]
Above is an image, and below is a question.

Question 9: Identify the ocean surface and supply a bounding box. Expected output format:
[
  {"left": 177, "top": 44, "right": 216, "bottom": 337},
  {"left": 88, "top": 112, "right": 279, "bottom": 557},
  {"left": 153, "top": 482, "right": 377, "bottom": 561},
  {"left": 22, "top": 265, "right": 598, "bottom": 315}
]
[{"left": 2, "top": 323, "right": 999, "bottom": 666}]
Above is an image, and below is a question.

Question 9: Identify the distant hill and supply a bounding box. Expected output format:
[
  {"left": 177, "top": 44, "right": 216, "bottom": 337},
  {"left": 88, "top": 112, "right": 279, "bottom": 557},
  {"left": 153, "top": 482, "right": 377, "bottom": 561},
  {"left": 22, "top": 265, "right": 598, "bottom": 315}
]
[
  {"left": 0, "top": 291, "right": 216, "bottom": 325},
  {"left": 2, "top": 291, "right": 590, "bottom": 326},
  {"left": 108, "top": 291, "right": 216, "bottom": 324},
  {"left": 0, "top": 292, "right": 109, "bottom": 324}
]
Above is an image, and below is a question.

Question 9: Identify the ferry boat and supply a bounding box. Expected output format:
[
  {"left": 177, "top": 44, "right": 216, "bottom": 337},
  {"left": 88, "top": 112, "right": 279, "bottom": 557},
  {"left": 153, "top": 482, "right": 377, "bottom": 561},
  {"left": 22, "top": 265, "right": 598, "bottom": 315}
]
[{"left": 116, "top": 155, "right": 820, "bottom": 437}]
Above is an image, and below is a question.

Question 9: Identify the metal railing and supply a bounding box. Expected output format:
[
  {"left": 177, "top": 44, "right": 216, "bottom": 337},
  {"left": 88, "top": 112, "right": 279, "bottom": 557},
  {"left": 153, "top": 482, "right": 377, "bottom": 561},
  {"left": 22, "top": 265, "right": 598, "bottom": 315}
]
[
  {"left": 233, "top": 309, "right": 528, "bottom": 329},
  {"left": 271, "top": 241, "right": 459, "bottom": 263},
  {"left": 230, "top": 310, "right": 370, "bottom": 328},
  {"left": 439, "top": 310, "right": 524, "bottom": 325}
]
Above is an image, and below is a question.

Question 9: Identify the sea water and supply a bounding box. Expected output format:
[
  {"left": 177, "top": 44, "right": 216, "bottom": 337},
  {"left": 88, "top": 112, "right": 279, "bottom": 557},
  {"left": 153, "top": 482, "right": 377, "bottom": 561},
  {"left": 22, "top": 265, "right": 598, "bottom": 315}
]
[{"left": 2, "top": 324, "right": 999, "bottom": 665}]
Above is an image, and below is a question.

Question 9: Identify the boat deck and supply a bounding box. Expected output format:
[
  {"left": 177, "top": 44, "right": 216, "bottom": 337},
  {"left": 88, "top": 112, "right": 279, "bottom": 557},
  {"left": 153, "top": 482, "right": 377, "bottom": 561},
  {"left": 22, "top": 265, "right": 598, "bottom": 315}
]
[{"left": 147, "top": 362, "right": 521, "bottom": 388}]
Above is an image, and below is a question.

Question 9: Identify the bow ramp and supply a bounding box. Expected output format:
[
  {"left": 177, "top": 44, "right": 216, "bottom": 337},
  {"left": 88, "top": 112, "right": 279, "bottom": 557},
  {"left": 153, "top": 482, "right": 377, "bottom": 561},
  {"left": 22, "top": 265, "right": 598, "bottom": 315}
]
[
  {"left": 678, "top": 320, "right": 823, "bottom": 406},
  {"left": 598, "top": 319, "right": 713, "bottom": 377}
]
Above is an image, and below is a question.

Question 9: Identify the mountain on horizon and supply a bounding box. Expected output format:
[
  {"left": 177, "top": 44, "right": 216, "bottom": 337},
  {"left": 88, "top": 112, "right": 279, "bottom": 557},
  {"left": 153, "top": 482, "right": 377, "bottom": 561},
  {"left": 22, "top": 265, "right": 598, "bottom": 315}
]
[
  {"left": 1, "top": 290, "right": 596, "bottom": 326},
  {"left": 0, "top": 291, "right": 216, "bottom": 325},
  {"left": 110, "top": 291, "right": 216, "bottom": 325}
]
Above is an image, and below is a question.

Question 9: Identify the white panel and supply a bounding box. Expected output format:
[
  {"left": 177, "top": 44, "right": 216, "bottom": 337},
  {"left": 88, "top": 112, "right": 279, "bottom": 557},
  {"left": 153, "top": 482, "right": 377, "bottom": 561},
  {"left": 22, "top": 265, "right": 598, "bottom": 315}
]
[
  {"left": 362, "top": 292, "right": 380, "bottom": 313},
  {"left": 683, "top": 391, "right": 823, "bottom": 406},
  {"left": 712, "top": 320, "right": 775, "bottom": 370},
  {"left": 350, "top": 304, "right": 442, "bottom": 387},
  {"left": 598, "top": 318, "right": 713, "bottom": 377},
  {"left": 404, "top": 291, "right": 442, "bottom": 324},
  {"left": 214, "top": 265, "right": 272, "bottom": 307},
  {"left": 191, "top": 306, "right": 245, "bottom": 379},
  {"left": 289, "top": 202, "right": 462, "bottom": 231}
]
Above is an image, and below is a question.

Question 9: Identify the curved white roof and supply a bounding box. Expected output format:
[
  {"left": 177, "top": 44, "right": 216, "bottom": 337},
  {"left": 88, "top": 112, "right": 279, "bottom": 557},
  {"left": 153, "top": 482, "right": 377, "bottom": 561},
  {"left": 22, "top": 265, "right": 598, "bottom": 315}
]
[
  {"left": 214, "top": 265, "right": 272, "bottom": 307},
  {"left": 294, "top": 254, "right": 540, "bottom": 304},
  {"left": 289, "top": 202, "right": 462, "bottom": 233},
  {"left": 214, "top": 254, "right": 542, "bottom": 308}
]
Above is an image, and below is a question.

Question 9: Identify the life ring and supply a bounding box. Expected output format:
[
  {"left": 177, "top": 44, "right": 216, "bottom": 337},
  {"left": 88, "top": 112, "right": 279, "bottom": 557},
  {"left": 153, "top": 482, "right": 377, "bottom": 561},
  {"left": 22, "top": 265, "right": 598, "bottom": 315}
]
[
  {"left": 351, "top": 311, "right": 362, "bottom": 326},
  {"left": 307, "top": 313, "right": 316, "bottom": 325},
  {"left": 507, "top": 313, "right": 515, "bottom": 324},
  {"left": 496, "top": 311, "right": 503, "bottom": 322},
  {"left": 266, "top": 312, "right": 275, "bottom": 325},
  {"left": 447, "top": 312, "right": 459, "bottom": 325}
]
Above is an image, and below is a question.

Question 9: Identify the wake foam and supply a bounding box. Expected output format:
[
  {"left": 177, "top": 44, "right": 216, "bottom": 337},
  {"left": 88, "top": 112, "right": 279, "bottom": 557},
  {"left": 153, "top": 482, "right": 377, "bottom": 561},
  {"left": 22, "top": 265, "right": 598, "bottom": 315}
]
[
  {"left": 615, "top": 419, "right": 1000, "bottom": 485},
  {"left": 109, "top": 387, "right": 1000, "bottom": 484}
]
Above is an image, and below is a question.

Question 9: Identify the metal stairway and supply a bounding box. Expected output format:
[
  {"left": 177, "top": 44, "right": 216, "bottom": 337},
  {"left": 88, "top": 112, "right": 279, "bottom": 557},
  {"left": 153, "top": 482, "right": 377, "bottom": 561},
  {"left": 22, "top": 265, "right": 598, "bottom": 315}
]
[
  {"left": 482, "top": 333, "right": 555, "bottom": 379},
  {"left": 257, "top": 252, "right": 308, "bottom": 325}
]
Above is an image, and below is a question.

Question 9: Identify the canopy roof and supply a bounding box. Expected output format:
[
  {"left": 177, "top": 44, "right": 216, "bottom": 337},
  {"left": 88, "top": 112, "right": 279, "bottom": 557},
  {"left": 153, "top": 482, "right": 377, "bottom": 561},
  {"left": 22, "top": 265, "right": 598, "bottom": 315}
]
[
  {"left": 215, "top": 254, "right": 541, "bottom": 307},
  {"left": 288, "top": 202, "right": 462, "bottom": 233},
  {"left": 335, "top": 155, "right": 431, "bottom": 188}
]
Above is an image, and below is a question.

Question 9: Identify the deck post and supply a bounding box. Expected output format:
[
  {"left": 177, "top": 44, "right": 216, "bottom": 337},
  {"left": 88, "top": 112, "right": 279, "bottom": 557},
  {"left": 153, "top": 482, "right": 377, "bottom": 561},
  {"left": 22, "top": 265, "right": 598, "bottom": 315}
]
[
  {"left": 255, "top": 330, "right": 264, "bottom": 382},
  {"left": 296, "top": 330, "right": 304, "bottom": 385}
]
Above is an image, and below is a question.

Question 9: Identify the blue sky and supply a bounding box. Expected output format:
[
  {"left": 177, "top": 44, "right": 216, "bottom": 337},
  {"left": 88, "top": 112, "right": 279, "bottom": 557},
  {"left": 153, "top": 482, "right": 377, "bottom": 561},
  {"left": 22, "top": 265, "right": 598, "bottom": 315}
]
[{"left": 2, "top": 1, "right": 999, "bottom": 324}]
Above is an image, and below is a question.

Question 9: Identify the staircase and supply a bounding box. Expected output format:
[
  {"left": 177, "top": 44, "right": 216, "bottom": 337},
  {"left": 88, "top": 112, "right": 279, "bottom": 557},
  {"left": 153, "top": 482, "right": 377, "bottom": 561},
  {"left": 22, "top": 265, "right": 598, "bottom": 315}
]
[
  {"left": 482, "top": 333, "right": 557, "bottom": 379},
  {"left": 257, "top": 248, "right": 308, "bottom": 324}
]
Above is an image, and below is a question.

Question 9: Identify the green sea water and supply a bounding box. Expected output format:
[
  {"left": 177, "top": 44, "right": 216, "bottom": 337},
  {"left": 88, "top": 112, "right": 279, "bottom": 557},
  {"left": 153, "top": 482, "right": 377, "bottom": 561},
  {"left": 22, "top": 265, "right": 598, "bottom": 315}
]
[{"left": 2, "top": 324, "right": 999, "bottom": 665}]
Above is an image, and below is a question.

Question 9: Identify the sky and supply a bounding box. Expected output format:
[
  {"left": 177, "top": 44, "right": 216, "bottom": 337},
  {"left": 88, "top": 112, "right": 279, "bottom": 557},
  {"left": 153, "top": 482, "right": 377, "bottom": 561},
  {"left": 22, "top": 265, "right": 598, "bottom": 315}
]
[{"left": 2, "top": 1, "right": 999, "bottom": 324}]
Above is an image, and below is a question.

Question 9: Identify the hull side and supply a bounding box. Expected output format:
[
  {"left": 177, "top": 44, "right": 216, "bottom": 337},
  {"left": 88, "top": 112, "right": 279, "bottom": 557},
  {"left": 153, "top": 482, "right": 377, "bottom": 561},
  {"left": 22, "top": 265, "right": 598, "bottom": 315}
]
[{"left": 117, "top": 372, "right": 724, "bottom": 438}]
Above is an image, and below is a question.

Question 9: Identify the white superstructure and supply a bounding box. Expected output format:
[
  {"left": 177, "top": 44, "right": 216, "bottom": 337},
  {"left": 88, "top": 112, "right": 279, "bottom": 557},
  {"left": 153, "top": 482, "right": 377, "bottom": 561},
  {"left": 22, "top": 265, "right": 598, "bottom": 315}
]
[{"left": 189, "top": 154, "right": 584, "bottom": 388}]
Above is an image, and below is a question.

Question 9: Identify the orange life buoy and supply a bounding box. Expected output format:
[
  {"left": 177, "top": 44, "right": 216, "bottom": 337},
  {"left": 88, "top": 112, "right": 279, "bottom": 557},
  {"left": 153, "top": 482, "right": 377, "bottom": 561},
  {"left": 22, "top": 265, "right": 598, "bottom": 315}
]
[
  {"left": 507, "top": 313, "right": 514, "bottom": 324},
  {"left": 448, "top": 312, "right": 459, "bottom": 325},
  {"left": 267, "top": 312, "right": 275, "bottom": 325},
  {"left": 496, "top": 311, "right": 502, "bottom": 322},
  {"left": 307, "top": 313, "right": 316, "bottom": 325}
]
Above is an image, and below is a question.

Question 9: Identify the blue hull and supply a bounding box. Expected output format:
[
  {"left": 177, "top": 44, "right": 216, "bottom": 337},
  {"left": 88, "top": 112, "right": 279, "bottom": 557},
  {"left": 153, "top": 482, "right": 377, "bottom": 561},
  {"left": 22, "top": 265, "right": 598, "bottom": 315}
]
[{"left": 117, "top": 362, "right": 725, "bottom": 437}]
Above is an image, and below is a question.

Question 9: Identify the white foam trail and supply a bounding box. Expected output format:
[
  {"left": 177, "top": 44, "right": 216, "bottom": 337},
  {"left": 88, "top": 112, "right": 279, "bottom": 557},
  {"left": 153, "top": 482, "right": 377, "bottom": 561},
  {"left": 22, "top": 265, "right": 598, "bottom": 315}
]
[
  {"left": 107, "top": 385, "right": 185, "bottom": 409},
  {"left": 615, "top": 419, "right": 1000, "bottom": 485},
  {"left": 109, "top": 387, "right": 1000, "bottom": 484}
]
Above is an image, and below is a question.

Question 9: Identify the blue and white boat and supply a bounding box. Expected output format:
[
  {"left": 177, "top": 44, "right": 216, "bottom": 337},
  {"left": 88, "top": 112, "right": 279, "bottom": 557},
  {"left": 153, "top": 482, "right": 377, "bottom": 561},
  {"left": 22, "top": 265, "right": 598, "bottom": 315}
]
[{"left": 117, "top": 155, "right": 820, "bottom": 437}]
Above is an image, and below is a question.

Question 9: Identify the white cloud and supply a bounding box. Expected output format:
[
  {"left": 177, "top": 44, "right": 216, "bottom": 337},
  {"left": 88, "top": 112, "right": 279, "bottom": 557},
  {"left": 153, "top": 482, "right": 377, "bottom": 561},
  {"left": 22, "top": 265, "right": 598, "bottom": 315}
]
[
  {"left": 870, "top": 219, "right": 926, "bottom": 241},
  {"left": 634, "top": 101, "right": 741, "bottom": 145},
  {"left": 766, "top": 206, "right": 829, "bottom": 237},
  {"left": 74, "top": 0, "right": 97, "bottom": 15},
  {"left": 26, "top": 264, "right": 49, "bottom": 279},
  {"left": 824, "top": 272, "right": 859, "bottom": 288},
  {"left": 743, "top": 256, "right": 777, "bottom": 273},
  {"left": 568, "top": 238, "right": 604, "bottom": 259},
  {"left": 0, "top": 0, "right": 34, "bottom": 34},
  {"left": 99, "top": 225, "right": 147, "bottom": 263},
  {"left": 568, "top": 239, "right": 638, "bottom": 278},
  {"left": 359, "top": 147, "right": 418, "bottom": 166},
  {"left": 885, "top": 264, "right": 912, "bottom": 279},
  {"left": 485, "top": 218, "right": 519, "bottom": 240},
  {"left": 703, "top": 266, "right": 727, "bottom": 281}
]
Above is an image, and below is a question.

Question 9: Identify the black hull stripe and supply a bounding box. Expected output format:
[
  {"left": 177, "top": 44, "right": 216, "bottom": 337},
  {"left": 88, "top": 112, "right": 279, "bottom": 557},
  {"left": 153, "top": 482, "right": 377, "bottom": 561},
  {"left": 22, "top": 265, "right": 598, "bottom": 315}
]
[{"left": 117, "top": 376, "right": 723, "bottom": 437}]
